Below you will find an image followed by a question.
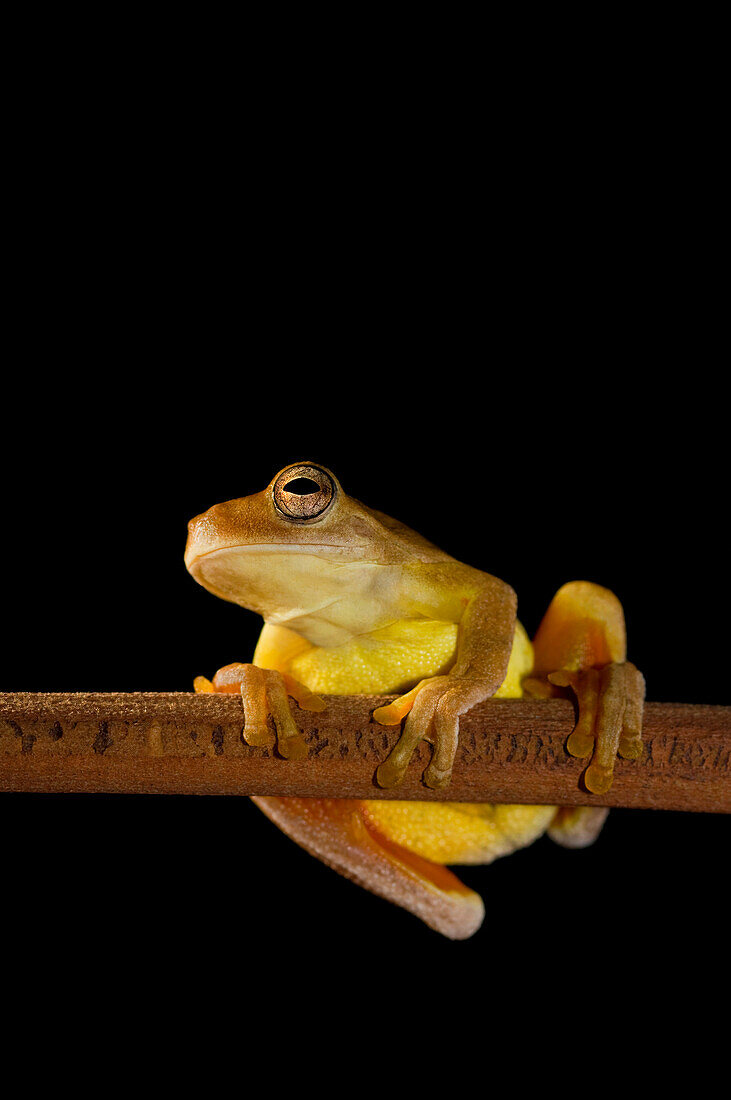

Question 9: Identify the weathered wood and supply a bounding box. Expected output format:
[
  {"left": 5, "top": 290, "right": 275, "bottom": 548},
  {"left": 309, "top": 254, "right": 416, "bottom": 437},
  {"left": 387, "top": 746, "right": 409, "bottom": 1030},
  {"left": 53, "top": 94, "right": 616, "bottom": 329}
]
[{"left": 0, "top": 693, "right": 728, "bottom": 812}]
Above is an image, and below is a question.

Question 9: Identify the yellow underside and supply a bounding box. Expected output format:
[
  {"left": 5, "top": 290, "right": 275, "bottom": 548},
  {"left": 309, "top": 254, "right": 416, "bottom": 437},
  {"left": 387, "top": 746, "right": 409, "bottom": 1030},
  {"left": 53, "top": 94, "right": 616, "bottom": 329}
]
[
  {"left": 289, "top": 619, "right": 461, "bottom": 695},
  {"left": 267, "top": 618, "right": 556, "bottom": 865}
]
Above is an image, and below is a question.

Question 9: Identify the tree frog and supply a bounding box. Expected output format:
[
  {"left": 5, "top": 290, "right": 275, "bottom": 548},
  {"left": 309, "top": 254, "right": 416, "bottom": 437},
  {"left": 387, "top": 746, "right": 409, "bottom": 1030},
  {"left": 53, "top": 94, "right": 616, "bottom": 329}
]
[{"left": 185, "top": 463, "right": 645, "bottom": 939}]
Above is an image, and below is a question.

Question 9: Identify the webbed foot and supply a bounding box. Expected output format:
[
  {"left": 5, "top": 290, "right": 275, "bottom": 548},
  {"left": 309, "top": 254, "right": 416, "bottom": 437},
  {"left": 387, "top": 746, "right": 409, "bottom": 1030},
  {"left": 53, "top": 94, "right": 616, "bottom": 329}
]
[
  {"left": 545, "top": 661, "right": 645, "bottom": 794},
  {"left": 194, "top": 663, "right": 326, "bottom": 760},
  {"left": 373, "top": 675, "right": 492, "bottom": 790}
]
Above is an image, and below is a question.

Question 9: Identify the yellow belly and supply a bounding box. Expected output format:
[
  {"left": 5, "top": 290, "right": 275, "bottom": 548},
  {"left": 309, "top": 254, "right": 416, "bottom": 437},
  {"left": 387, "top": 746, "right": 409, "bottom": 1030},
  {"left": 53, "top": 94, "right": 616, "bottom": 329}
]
[
  {"left": 289, "top": 619, "right": 460, "bottom": 694},
  {"left": 289, "top": 617, "right": 533, "bottom": 698},
  {"left": 268, "top": 617, "right": 554, "bottom": 865},
  {"left": 360, "top": 801, "right": 556, "bottom": 864}
]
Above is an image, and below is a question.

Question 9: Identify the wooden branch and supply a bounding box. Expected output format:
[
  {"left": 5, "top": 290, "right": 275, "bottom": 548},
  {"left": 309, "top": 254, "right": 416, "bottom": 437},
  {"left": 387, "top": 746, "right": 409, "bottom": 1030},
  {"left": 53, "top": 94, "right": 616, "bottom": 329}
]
[{"left": 1, "top": 693, "right": 728, "bottom": 813}]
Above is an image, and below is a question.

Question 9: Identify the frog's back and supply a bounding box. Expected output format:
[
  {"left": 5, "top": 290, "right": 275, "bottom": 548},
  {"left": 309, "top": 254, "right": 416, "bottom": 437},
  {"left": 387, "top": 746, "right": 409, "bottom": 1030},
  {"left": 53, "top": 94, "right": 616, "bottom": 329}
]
[{"left": 363, "top": 507, "right": 457, "bottom": 563}]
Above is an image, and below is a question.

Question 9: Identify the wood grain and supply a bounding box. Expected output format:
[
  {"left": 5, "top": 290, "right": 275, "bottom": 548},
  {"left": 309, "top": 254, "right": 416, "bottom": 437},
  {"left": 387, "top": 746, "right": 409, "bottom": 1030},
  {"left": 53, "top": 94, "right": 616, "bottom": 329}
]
[{"left": 1, "top": 693, "right": 728, "bottom": 812}]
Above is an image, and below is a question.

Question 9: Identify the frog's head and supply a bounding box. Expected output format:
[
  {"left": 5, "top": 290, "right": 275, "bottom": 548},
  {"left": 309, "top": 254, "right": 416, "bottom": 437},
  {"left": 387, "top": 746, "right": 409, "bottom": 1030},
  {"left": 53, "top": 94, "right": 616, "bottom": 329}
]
[{"left": 185, "top": 462, "right": 409, "bottom": 618}]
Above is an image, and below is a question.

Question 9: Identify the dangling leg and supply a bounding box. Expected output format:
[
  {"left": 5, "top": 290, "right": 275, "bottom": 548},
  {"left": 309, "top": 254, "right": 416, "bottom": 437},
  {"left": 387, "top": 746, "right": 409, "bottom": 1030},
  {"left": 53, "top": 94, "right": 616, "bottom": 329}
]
[{"left": 251, "top": 796, "right": 486, "bottom": 940}]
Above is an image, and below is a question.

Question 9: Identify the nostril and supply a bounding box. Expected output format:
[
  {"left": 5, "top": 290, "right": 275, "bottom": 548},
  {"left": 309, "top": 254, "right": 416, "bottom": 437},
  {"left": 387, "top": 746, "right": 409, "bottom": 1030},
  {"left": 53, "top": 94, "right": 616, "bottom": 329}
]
[{"left": 187, "top": 513, "right": 205, "bottom": 532}]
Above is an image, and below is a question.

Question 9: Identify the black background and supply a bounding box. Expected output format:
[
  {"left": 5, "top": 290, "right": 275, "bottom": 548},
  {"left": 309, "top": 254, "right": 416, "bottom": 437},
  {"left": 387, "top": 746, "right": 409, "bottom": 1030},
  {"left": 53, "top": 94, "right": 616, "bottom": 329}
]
[{"left": 2, "top": 115, "right": 727, "bottom": 1017}]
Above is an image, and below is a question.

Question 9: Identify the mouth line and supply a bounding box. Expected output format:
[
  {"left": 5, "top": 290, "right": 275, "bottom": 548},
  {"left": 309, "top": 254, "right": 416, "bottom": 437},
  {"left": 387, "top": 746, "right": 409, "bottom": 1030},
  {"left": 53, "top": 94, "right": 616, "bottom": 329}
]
[{"left": 185, "top": 542, "right": 359, "bottom": 566}]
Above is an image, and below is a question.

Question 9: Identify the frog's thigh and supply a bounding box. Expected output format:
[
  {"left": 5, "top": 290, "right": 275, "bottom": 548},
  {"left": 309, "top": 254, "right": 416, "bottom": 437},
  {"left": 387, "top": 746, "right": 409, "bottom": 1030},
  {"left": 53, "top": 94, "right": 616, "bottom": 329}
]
[
  {"left": 531, "top": 580, "right": 627, "bottom": 673},
  {"left": 252, "top": 796, "right": 485, "bottom": 940}
]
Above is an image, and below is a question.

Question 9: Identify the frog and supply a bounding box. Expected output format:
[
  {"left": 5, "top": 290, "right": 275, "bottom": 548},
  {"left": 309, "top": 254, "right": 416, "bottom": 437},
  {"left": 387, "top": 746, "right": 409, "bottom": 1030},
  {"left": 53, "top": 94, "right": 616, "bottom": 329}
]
[{"left": 184, "top": 462, "right": 645, "bottom": 939}]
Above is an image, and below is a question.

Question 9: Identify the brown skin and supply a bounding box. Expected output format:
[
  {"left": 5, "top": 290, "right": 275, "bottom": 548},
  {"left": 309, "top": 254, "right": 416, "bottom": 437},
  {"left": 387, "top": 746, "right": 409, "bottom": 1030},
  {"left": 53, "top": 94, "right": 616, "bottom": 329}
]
[
  {"left": 185, "top": 463, "right": 645, "bottom": 939},
  {"left": 186, "top": 463, "right": 519, "bottom": 789},
  {"left": 186, "top": 463, "right": 643, "bottom": 794}
]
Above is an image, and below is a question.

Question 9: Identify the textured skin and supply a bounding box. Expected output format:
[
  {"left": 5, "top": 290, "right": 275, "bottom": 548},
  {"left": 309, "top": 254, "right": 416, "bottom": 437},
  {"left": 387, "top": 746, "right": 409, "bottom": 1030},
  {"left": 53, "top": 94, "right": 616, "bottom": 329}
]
[
  {"left": 186, "top": 465, "right": 642, "bottom": 938},
  {"left": 251, "top": 796, "right": 487, "bottom": 940}
]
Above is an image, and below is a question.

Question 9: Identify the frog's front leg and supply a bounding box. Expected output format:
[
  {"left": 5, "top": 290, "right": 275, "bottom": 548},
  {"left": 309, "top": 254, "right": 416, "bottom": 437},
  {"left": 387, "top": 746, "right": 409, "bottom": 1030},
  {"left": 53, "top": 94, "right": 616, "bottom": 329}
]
[
  {"left": 373, "top": 675, "right": 497, "bottom": 789},
  {"left": 524, "top": 580, "right": 646, "bottom": 795},
  {"left": 373, "top": 571, "right": 518, "bottom": 790},
  {"left": 194, "top": 662, "right": 325, "bottom": 760}
]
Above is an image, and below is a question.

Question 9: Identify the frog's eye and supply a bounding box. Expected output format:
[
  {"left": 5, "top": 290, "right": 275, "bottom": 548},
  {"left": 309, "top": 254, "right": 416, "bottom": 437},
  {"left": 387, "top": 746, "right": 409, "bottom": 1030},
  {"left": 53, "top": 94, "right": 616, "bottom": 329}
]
[{"left": 272, "top": 463, "right": 336, "bottom": 522}]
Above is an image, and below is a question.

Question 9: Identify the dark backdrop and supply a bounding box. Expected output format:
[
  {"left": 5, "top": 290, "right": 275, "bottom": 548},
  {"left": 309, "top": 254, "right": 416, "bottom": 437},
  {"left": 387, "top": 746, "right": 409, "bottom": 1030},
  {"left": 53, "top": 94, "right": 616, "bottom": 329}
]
[{"left": 2, "top": 179, "right": 727, "bottom": 1005}]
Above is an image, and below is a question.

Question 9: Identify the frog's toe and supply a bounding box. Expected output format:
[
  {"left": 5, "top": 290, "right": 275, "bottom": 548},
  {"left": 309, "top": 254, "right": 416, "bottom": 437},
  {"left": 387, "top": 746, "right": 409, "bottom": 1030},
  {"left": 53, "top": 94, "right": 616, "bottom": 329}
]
[
  {"left": 372, "top": 682, "right": 428, "bottom": 727},
  {"left": 618, "top": 665, "right": 645, "bottom": 760},
  {"left": 550, "top": 662, "right": 645, "bottom": 794},
  {"left": 264, "top": 670, "right": 309, "bottom": 759},
  {"left": 281, "top": 673, "right": 327, "bottom": 713},
  {"left": 376, "top": 678, "right": 485, "bottom": 791},
  {"left": 423, "top": 696, "right": 461, "bottom": 789},
  {"left": 375, "top": 681, "right": 445, "bottom": 789},
  {"left": 236, "top": 664, "right": 277, "bottom": 749},
  {"left": 203, "top": 662, "right": 313, "bottom": 757},
  {"left": 423, "top": 679, "right": 491, "bottom": 790},
  {"left": 375, "top": 726, "right": 421, "bottom": 788}
]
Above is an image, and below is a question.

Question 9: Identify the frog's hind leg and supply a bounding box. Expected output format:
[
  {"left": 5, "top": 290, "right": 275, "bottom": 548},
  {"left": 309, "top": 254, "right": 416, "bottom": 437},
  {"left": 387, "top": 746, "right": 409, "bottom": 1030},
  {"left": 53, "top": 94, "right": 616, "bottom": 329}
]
[
  {"left": 528, "top": 580, "right": 628, "bottom": 675},
  {"left": 525, "top": 580, "right": 645, "bottom": 838},
  {"left": 252, "top": 796, "right": 485, "bottom": 940}
]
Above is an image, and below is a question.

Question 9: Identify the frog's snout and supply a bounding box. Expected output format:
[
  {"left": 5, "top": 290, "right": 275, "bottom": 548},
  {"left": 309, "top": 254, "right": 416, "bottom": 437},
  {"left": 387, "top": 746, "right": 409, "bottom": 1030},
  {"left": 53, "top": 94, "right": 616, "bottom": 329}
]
[
  {"left": 184, "top": 507, "right": 217, "bottom": 572},
  {"left": 184, "top": 495, "right": 255, "bottom": 573}
]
